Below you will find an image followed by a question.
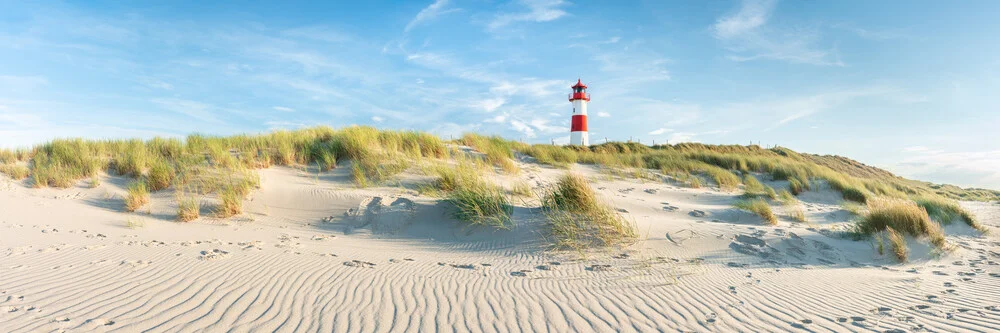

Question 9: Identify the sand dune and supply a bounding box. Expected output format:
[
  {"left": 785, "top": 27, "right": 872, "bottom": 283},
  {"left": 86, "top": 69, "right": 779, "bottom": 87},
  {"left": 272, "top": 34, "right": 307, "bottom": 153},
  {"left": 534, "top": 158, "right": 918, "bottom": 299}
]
[{"left": 2, "top": 160, "right": 999, "bottom": 332}]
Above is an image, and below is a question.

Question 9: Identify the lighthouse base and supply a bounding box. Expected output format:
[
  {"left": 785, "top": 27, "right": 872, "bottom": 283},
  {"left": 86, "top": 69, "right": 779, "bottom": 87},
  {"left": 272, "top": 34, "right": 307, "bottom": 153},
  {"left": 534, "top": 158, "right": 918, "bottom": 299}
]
[{"left": 570, "top": 131, "right": 589, "bottom": 146}]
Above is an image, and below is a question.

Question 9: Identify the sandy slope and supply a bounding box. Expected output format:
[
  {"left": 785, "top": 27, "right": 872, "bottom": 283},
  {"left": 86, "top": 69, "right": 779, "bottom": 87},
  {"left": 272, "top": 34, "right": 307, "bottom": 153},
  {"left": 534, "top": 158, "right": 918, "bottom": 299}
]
[{"left": 1, "top": 160, "right": 999, "bottom": 332}]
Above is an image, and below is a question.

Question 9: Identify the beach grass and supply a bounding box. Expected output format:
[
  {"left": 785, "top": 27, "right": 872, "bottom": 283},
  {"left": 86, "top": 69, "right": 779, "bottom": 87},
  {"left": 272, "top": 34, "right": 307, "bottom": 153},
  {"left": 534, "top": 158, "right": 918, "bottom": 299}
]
[
  {"left": 124, "top": 179, "right": 150, "bottom": 212},
  {"left": 854, "top": 197, "right": 945, "bottom": 248},
  {"left": 734, "top": 198, "right": 777, "bottom": 225},
  {"left": 0, "top": 164, "right": 30, "bottom": 180},
  {"left": 542, "top": 173, "right": 637, "bottom": 250}
]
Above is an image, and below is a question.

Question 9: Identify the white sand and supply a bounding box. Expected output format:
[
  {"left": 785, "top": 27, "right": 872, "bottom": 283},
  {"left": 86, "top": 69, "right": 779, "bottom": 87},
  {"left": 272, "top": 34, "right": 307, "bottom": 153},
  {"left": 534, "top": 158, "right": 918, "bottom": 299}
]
[{"left": 2, "top": 160, "right": 999, "bottom": 332}]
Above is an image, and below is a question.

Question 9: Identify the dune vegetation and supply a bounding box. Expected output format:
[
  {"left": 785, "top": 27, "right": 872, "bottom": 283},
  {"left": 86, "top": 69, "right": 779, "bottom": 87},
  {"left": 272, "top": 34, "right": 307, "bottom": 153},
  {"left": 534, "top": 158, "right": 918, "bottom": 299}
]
[
  {"left": 0, "top": 126, "right": 994, "bottom": 253},
  {"left": 542, "top": 173, "right": 637, "bottom": 250}
]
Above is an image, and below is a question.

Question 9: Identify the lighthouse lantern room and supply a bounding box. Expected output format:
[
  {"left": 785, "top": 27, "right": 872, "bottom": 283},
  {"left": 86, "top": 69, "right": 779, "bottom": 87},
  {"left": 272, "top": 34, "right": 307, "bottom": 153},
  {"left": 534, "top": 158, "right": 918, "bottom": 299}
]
[{"left": 568, "top": 79, "right": 590, "bottom": 146}]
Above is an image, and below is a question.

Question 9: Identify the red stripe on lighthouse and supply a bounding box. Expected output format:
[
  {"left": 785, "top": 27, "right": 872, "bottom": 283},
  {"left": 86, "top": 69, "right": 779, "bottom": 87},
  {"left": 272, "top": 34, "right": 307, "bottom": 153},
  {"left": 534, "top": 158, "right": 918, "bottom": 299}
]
[{"left": 571, "top": 115, "right": 588, "bottom": 132}]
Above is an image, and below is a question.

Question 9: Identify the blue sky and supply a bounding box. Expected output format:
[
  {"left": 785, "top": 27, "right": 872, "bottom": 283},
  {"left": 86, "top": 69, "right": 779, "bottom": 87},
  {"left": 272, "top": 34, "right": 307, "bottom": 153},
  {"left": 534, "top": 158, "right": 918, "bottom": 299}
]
[{"left": 1, "top": 0, "right": 998, "bottom": 190}]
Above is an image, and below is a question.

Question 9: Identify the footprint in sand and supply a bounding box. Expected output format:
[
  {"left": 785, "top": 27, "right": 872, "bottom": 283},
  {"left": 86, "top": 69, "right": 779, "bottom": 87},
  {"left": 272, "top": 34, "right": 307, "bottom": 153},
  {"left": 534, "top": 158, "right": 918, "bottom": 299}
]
[
  {"left": 343, "top": 260, "right": 376, "bottom": 268},
  {"left": 586, "top": 264, "right": 612, "bottom": 272},
  {"left": 198, "top": 249, "right": 229, "bottom": 261},
  {"left": 120, "top": 260, "right": 152, "bottom": 268},
  {"left": 510, "top": 270, "right": 529, "bottom": 277}
]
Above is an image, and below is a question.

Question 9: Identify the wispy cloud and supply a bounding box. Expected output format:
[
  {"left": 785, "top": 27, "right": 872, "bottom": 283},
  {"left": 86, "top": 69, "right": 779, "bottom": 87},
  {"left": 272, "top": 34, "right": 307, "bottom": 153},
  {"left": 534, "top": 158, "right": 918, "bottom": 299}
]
[
  {"left": 596, "top": 111, "right": 611, "bottom": 117},
  {"left": 371, "top": 116, "right": 384, "bottom": 122},
  {"left": 405, "top": 0, "right": 459, "bottom": 33},
  {"left": 712, "top": 0, "right": 843, "bottom": 66},
  {"left": 895, "top": 148, "right": 1000, "bottom": 190},
  {"left": 273, "top": 106, "right": 295, "bottom": 112},
  {"left": 648, "top": 128, "right": 671, "bottom": 135},
  {"left": 712, "top": 0, "right": 774, "bottom": 39},
  {"left": 489, "top": 0, "right": 569, "bottom": 31}
]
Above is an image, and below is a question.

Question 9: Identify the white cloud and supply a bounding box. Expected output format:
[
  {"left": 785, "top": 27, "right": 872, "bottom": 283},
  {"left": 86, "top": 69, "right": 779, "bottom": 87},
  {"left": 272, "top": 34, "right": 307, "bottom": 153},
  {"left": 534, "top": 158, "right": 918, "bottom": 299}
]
[
  {"left": 273, "top": 106, "right": 295, "bottom": 112},
  {"left": 596, "top": 111, "right": 611, "bottom": 117},
  {"left": 470, "top": 97, "right": 506, "bottom": 112},
  {"left": 895, "top": 149, "right": 1000, "bottom": 190},
  {"left": 712, "top": 0, "right": 774, "bottom": 39},
  {"left": 668, "top": 132, "right": 696, "bottom": 143},
  {"left": 510, "top": 119, "right": 536, "bottom": 137},
  {"left": 712, "top": 0, "right": 843, "bottom": 66},
  {"left": 902, "top": 146, "right": 929, "bottom": 153},
  {"left": 648, "top": 128, "right": 670, "bottom": 135},
  {"left": 372, "top": 116, "right": 384, "bottom": 122},
  {"left": 485, "top": 114, "right": 507, "bottom": 123},
  {"left": 405, "top": 0, "right": 459, "bottom": 33},
  {"left": 489, "top": 0, "right": 569, "bottom": 31},
  {"left": 150, "top": 98, "right": 221, "bottom": 123},
  {"left": 600, "top": 36, "right": 621, "bottom": 44}
]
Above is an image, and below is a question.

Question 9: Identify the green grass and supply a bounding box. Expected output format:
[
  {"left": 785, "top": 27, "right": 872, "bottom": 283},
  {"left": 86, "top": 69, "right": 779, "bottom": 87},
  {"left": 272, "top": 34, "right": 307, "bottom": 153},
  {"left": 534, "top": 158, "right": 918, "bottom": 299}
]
[
  {"left": 734, "top": 198, "right": 777, "bottom": 225},
  {"left": 788, "top": 178, "right": 806, "bottom": 195},
  {"left": 177, "top": 195, "right": 200, "bottom": 222},
  {"left": 854, "top": 197, "right": 945, "bottom": 248},
  {"left": 147, "top": 159, "right": 175, "bottom": 191},
  {"left": 0, "top": 164, "right": 30, "bottom": 180},
  {"left": 913, "top": 195, "right": 984, "bottom": 231},
  {"left": 446, "top": 183, "right": 513, "bottom": 229},
  {"left": 216, "top": 186, "right": 243, "bottom": 218},
  {"left": 457, "top": 133, "right": 522, "bottom": 174},
  {"left": 426, "top": 159, "right": 513, "bottom": 229},
  {"left": 124, "top": 180, "right": 150, "bottom": 212},
  {"left": 542, "top": 173, "right": 637, "bottom": 250},
  {"left": 742, "top": 174, "right": 777, "bottom": 199}
]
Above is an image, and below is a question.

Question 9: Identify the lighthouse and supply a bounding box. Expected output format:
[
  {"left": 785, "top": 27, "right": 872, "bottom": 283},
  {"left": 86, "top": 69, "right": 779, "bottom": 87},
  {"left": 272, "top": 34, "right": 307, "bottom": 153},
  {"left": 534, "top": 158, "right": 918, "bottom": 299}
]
[{"left": 568, "top": 79, "right": 590, "bottom": 146}]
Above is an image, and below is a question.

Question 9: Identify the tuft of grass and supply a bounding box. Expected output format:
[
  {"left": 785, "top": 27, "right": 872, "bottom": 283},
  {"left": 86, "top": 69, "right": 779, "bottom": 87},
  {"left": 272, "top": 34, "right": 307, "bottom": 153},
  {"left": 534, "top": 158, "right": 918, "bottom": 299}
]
[
  {"left": 689, "top": 176, "right": 702, "bottom": 188},
  {"left": 0, "top": 164, "right": 30, "bottom": 180},
  {"left": 509, "top": 181, "right": 533, "bottom": 197},
  {"left": 707, "top": 167, "right": 740, "bottom": 191},
  {"left": 89, "top": 174, "right": 101, "bottom": 188},
  {"left": 777, "top": 189, "right": 796, "bottom": 203},
  {"left": 913, "top": 195, "right": 984, "bottom": 231},
  {"left": 543, "top": 173, "right": 637, "bottom": 250},
  {"left": 124, "top": 180, "right": 150, "bottom": 212},
  {"left": 147, "top": 159, "right": 175, "bottom": 191},
  {"left": 446, "top": 183, "right": 513, "bottom": 229},
  {"left": 885, "top": 227, "right": 908, "bottom": 262},
  {"left": 742, "top": 174, "right": 777, "bottom": 199},
  {"left": 788, "top": 178, "right": 806, "bottom": 195},
  {"left": 126, "top": 217, "right": 146, "bottom": 229},
  {"left": 841, "top": 186, "right": 868, "bottom": 203},
  {"left": 854, "top": 197, "right": 945, "bottom": 248},
  {"left": 787, "top": 205, "right": 807, "bottom": 222},
  {"left": 177, "top": 195, "right": 200, "bottom": 222},
  {"left": 734, "top": 198, "right": 777, "bottom": 225},
  {"left": 216, "top": 186, "right": 243, "bottom": 218}
]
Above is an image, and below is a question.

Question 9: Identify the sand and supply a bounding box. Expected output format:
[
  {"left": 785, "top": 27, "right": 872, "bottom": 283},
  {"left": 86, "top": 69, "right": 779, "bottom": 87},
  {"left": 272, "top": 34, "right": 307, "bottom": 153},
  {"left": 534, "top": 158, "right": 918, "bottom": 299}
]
[{"left": 2, "top": 159, "right": 999, "bottom": 332}]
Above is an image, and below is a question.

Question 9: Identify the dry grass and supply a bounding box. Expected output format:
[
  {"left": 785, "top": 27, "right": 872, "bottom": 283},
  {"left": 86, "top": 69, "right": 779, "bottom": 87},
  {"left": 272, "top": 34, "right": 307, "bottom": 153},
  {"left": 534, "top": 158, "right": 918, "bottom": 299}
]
[
  {"left": 126, "top": 217, "right": 146, "bottom": 229},
  {"left": 124, "top": 180, "right": 150, "bottom": 212},
  {"left": 457, "top": 134, "right": 522, "bottom": 174},
  {"left": 855, "top": 197, "right": 945, "bottom": 248},
  {"left": 426, "top": 159, "right": 513, "bottom": 229},
  {"left": 216, "top": 186, "right": 243, "bottom": 218},
  {"left": 734, "top": 198, "right": 777, "bottom": 225},
  {"left": 543, "top": 173, "right": 637, "bottom": 250},
  {"left": 0, "top": 164, "right": 30, "bottom": 180},
  {"left": 177, "top": 194, "right": 200, "bottom": 222},
  {"left": 885, "top": 227, "right": 908, "bottom": 262},
  {"left": 509, "top": 181, "right": 533, "bottom": 197}
]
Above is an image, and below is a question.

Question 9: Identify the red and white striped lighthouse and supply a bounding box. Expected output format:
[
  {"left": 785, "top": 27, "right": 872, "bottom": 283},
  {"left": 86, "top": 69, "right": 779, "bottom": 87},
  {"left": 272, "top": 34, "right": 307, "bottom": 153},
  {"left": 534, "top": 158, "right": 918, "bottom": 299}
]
[{"left": 568, "top": 79, "right": 590, "bottom": 146}]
